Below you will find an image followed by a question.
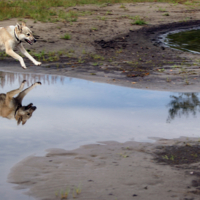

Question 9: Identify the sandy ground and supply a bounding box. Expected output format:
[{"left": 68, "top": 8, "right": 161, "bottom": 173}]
[
  {"left": 3, "top": 2, "right": 200, "bottom": 200},
  {"left": 8, "top": 138, "right": 200, "bottom": 200}
]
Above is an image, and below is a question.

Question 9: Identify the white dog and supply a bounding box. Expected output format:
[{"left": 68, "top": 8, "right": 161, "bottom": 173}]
[{"left": 0, "top": 22, "right": 41, "bottom": 69}]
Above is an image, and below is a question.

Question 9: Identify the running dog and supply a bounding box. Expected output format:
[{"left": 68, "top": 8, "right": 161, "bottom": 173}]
[
  {"left": 0, "top": 22, "right": 41, "bottom": 69},
  {"left": 0, "top": 80, "right": 41, "bottom": 125}
]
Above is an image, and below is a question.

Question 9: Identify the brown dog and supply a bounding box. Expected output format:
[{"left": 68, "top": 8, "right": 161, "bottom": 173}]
[
  {"left": 0, "top": 22, "right": 41, "bottom": 69},
  {"left": 0, "top": 80, "right": 41, "bottom": 125}
]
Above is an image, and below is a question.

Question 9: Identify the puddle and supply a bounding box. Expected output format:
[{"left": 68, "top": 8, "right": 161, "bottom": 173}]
[
  {"left": 159, "top": 27, "right": 200, "bottom": 54},
  {"left": 1, "top": 71, "right": 200, "bottom": 199}
]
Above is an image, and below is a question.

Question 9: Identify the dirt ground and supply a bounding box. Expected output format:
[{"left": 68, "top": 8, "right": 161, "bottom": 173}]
[
  {"left": 1, "top": 2, "right": 200, "bottom": 91},
  {"left": 4, "top": 2, "right": 200, "bottom": 200}
]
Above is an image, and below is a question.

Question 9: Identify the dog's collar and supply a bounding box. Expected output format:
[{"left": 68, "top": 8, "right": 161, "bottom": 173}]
[
  {"left": 14, "top": 105, "right": 21, "bottom": 117},
  {"left": 14, "top": 28, "right": 21, "bottom": 44}
]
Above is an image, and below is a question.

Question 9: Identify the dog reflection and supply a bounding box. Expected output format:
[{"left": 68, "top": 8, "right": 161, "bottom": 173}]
[{"left": 0, "top": 80, "right": 41, "bottom": 125}]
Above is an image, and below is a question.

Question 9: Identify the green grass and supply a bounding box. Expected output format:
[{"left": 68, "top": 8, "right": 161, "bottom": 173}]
[
  {"left": 132, "top": 19, "right": 147, "bottom": 25},
  {"left": 0, "top": 0, "right": 197, "bottom": 22},
  {"left": 61, "top": 34, "right": 71, "bottom": 40}
]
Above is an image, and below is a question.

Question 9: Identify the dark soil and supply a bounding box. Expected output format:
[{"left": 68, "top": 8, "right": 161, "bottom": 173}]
[{"left": 154, "top": 144, "right": 200, "bottom": 165}]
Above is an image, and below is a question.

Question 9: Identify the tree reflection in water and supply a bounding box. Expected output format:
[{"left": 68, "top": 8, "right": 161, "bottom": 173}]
[{"left": 167, "top": 93, "right": 200, "bottom": 123}]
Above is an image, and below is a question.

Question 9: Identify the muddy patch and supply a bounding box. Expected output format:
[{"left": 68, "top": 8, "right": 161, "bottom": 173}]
[
  {"left": 155, "top": 144, "right": 200, "bottom": 165},
  {"left": 154, "top": 139, "right": 200, "bottom": 196}
]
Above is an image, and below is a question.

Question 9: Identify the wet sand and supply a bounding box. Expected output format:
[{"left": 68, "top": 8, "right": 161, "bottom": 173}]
[
  {"left": 8, "top": 138, "right": 200, "bottom": 200},
  {"left": 3, "top": 2, "right": 200, "bottom": 200}
]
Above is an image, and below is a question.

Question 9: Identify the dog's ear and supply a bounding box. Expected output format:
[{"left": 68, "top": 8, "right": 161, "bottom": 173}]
[
  {"left": 22, "top": 119, "right": 27, "bottom": 126},
  {"left": 17, "top": 116, "right": 22, "bottom": 125},
  {"left": 21, "top": 22, "right": 26, "bottom": 27},
  {"left": 16, "top": 23, "right": 22, "bottom": 32}
]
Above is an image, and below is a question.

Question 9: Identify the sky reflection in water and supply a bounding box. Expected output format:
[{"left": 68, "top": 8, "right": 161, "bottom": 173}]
[{"left": 0, "top": 71, "right": 200, "bottom": 199}]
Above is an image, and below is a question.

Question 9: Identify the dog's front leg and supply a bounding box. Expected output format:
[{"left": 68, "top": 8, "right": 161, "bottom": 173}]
[
  {"left": 5, "top": 48, "right": 26, "bottom": 69},
  {"left": 17, "top": 44, "right": 41, "bottom": 66},
  {"left": 16, "top": 82, "right": 42, "bottom": 102}
]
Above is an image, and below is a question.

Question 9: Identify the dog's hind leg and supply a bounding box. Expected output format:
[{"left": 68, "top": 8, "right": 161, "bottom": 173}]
[
  {"left": 17, "top": 44, "right": 41, "bottom": 66},
  {"left": 16, "top": 82, "right": 41, "bottom": 102}
]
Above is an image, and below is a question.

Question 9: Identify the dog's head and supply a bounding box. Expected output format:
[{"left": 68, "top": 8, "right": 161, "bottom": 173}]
[
  {"left": 15, "top": 22, "right": 36, "bottom": 45},
  {"left": 15, "top": 103, "right": 37, "bottom": 125}
]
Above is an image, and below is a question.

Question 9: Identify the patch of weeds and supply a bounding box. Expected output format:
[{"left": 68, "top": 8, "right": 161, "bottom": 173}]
[
  {"left": 127, "top": 61, "right": 134, "bottom": 64},
  {"left": 82, "top": 49, "right": 86, "bottom": 54},
  {"left": 180, "top": 17, "right": 190, "bottom": 22},
  {"left": 133, "top": 19, "right": 147, "bottom": 25},
  {"left": 56, "top": 64, "right": 60, "bottom": 68},
  {"left": 116, "top": 49, "right": 123, "bottom": 54},
  {"left": 58, "top": 10, "right": 78, "bottom": 22},
  {"left": 92, "top": 54, "right": 104, "bottom": 60},
  {"left": 119, "top": 153, "right": 129, "bottom": 158},
  {"left": 158, "top": 7, "right": 167, "bottom": 12},
  {"left": 158, "top": 68, "right": 165, "bottom": 72},
  {"left": 61, "top": 33, "right": 71, "bottom": 40},
  {"left": 185, "top": 76, "right": 189, "bottom": 85},
  {"left": 163, "top": 155, "right": 174, "bottom": 161},
  {"left": 90, "top": 73, "right": 96, "bottom": 75},
  {"left": 184, "top": 1, "right": 196, "bottom": 6},
  {"left": 98, "top": 16, "right": 107, "bottom": 21},
  {"left": 32, "top": 50, "right": 45, "bottom": 61},
  {"left": 131, "top": 16, "right": 147, "bottom": 25},
  {"left": 155, "top": 144, "right": 200, "bottom": 165},
  {"left": 171, "top": 65, "right": 180, "bottom": 68},
  {"left": 75, "top": 184, "right": 82, "bottom": 195},
  {"left": 167, "top": 61, "right": 175, "bottom": 64},
  {"left": 166, "top": 77, "right": 171, "bottom": 82},
  {"left": 55, "top": 188, "right": 70, "bottom": 199},
  {"left": 78, "top": 58, "right": 84, "bottom": 63},
  {"left": 106, "top": 11, "right": 112, "bottom": 15},
  {"left": 163, "top": 13, "right": 170, "bottom": 16},
  {"left": 91, "top": 27, "right": 98, "bottom": 31},
  {"left": 0, "top": 51, "right": 9, "bottom": 59},
  {"left": 58, "top": 50, "right": 64, "bottom": 56},
  {"left": 68, "top": 49, "right": 75, "bottom": 53},
  {"left": 120, "top": 4, "right": 126, "bottom": 9},
  {"left": 92, "top": 62, "right": 99, "bottom": 66}
]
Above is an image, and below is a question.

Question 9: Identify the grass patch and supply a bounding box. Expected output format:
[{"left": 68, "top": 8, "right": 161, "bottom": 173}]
[
  {"left": 0, "top": 0, "right": 198, "bottom": 22},
  {"left": 30, "top": 50, "right": 66, "bottom": 62},
  {"left": 61, "top": 34, "right": 71, "bottom": 40},
  {"left": 132, "top": 19, "right": 147, "bottom": 25},
  {"left": 163, "top": 13, "right": 170, "bottom": 16}
]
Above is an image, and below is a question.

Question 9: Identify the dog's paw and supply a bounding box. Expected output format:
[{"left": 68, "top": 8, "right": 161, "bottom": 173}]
[
  {"left": 21, "top": 65, "right": 27, "bottom": 69},
  {"left": 35, "top": 61, "right": 41, "bottom": 66}
]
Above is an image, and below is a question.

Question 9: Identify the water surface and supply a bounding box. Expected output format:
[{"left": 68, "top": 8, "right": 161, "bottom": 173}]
[
  {"left": 0, "top": 71, "right": 200, "bottom": 200},
  {"left": 162, "top": 28, "right": 200, "bottom": 54}
]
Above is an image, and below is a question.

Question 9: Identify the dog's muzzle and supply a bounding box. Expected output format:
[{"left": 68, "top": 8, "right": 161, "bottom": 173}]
[
  {"left": 25, "top": 39, "right": 33, "bottom": 45},
  {"left": 34, "top": 39, "right": 37, "bottom": 43}
]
